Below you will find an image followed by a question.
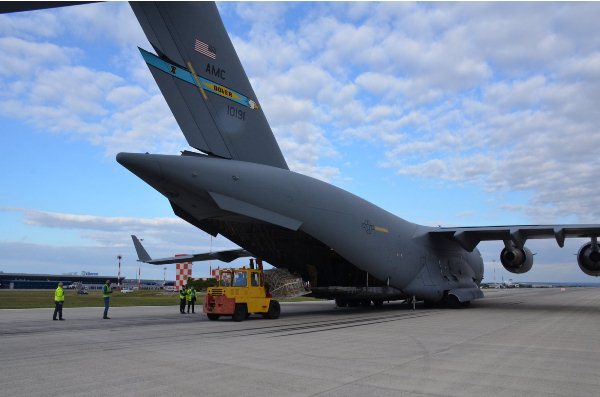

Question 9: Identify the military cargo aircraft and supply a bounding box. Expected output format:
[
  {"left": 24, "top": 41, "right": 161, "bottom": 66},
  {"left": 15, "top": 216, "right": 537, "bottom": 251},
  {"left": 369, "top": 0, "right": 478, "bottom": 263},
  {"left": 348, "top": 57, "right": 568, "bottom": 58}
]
[
  {"left": 5, "top": 2, "right": 600, "bottom": 307},
  {"left": 112, "top": 2, "right": 600, "bottom": 307}
]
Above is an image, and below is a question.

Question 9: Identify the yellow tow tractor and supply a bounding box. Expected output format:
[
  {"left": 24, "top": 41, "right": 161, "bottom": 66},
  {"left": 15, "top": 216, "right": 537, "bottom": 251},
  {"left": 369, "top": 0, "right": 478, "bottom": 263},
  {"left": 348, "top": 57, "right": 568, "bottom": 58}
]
[{"left": 203, "top": 259, "right": 280, "bottom": 321}]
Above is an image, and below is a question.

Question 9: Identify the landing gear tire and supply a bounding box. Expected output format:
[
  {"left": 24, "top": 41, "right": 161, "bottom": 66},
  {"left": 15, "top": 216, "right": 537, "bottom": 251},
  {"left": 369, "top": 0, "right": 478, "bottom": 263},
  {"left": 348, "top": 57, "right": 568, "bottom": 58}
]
[
  {"left": 373, "top": 299, "right": 384, "bottom": 307},
  {"left": 445, "top": 295, "right": 468, "bottom": 309},
  {"left": 335, "top": 298, "right": 348, "bottom": 308},
  {"left": 423, "top": 300, "right": 437, "bottom": 308},
  {"left": 232, "top": 303, "right": 247, "bottom": 322},
  {"left": 360, "top": 299, "right": 371, "bottom": 307},
  {"left": 347, "top": 301, "right": 359, "bottom": 307},
  {"left": 263, "top": 300, "right": 280, "bottom": 319},
  {"left": 207, "top": 313, "right": 220, "bottom": 321}
]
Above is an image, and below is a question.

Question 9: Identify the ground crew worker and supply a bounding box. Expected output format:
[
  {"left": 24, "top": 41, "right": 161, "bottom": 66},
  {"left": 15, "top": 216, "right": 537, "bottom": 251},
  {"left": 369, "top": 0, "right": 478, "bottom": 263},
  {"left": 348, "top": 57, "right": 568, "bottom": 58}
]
[
  {"left": 102, "top": 280, "right": 113, "bottom": 319},
  {"left": 192, "top": 286, "right": 197, "bottom": 313},
  {"left": 53, "top": 282, "right": 65, "bottom": 321},
  {"left": 186, "top": 286, "right": 196, "bottom": 314},
  {"left": 179, "top": 286, "right": 187, "bottom": 314}
]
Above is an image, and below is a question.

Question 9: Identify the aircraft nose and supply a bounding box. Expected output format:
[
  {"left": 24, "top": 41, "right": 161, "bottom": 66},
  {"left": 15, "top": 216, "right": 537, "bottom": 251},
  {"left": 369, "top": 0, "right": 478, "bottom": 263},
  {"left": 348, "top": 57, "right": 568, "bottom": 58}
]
[{"left": 116, "top": 152, "right": 163, "bottom": 182}]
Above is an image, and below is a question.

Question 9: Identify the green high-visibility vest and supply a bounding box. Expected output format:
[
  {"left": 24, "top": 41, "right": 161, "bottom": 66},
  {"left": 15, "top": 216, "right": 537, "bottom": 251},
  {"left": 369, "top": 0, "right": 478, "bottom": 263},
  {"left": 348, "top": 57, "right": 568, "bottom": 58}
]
[
  {"left": 179, "top": 289, "right": 186, "bottom": 299},
  {"left": 54, "top": 286, "right": 64, "bottom": 302},
  {"left": 102, "top": 284, "right": 111, "bottom": 298},
  {"left": 186, "top": 288, "right": 193, "bottom": 301}
]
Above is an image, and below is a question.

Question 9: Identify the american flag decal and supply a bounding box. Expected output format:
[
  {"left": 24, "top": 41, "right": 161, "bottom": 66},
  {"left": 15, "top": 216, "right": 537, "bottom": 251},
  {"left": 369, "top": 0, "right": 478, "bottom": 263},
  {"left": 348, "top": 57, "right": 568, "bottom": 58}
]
[{"left": 195, "top": 39, "right": 216, "bottom": 59}]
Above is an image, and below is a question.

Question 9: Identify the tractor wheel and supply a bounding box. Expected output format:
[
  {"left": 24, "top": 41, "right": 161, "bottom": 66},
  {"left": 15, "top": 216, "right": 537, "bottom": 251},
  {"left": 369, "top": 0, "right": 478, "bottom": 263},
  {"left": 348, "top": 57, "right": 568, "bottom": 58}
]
[
  {"left": 265, "top": 300, "right": 280, "bottom": 319},
  {"left": 207, "top": 313, "right": 220, "bottom": 321},
  {"left": 232, "top": 303, "right": 247, "bottom": 322}
]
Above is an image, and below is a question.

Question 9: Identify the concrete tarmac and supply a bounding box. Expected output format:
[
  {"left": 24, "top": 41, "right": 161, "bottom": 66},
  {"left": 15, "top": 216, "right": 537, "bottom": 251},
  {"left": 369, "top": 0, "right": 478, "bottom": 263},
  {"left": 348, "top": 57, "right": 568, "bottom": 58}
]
[{"left": 1, "top": 288, "right": 600, "bottom": 396}]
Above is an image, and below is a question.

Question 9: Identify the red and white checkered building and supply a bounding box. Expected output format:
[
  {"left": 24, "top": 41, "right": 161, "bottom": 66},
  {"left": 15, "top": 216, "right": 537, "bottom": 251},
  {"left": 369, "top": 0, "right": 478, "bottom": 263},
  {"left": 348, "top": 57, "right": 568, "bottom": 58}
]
[{"left": 175, "top": 255, "right": 192, "bottom": 290}]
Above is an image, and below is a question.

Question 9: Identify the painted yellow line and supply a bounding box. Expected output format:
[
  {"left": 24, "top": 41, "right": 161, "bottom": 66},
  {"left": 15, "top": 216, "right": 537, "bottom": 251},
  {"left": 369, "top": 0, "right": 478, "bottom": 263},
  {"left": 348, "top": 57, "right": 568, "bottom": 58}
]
[{"left": 187, "top": 61, "right": 208, "bottom": 101}]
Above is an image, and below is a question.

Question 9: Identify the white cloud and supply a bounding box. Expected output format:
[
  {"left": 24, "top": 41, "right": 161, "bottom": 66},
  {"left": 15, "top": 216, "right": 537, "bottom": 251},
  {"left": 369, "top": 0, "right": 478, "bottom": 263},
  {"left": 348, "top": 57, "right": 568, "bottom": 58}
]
[
  {"left": 106, "top": 85, "right": 146, "bottom": 108},
  {"left": 3, "top": 1, "right": 600, "bottom": 226},
  {"left": 59, "top": 2, "right": 147, "bottom": 49},
  {"left": 0, "top": 37, "right": 80, "bottom": 77},
  {"left": 0, "top": 207, "right": 240, "bottom": 257},
  {"left": 0, "top": 10, "right": 62, "bottom": 39},
  {"left": 13, "top": 207, "right": 182, "bottom": 231},
  {"left": 318, "top": 2, "right": 600, "bottom": 223}
]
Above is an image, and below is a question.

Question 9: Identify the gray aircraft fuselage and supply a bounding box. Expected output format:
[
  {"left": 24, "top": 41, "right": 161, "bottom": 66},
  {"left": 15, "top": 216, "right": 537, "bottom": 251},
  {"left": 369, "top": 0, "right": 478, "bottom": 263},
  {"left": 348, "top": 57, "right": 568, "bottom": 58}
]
[{"left": 117, "top": 152, "right": 484, "bottom": 303}]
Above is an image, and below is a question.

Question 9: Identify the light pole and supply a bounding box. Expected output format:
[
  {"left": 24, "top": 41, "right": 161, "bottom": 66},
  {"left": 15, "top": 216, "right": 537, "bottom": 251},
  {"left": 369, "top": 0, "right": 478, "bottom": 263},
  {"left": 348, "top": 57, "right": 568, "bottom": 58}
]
[
  {"left": 163, "top": 267, "right": 166, "bottom": 286},
  {"left": 117, "top": 255, "right": 122, "bottom": 288}
]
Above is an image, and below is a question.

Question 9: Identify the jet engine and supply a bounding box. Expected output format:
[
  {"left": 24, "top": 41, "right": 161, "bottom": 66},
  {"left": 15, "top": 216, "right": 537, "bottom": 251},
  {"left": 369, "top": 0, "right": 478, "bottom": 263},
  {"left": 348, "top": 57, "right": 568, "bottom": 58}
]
[
  {"left": 577, "top": 242, "right": 600, "bottom": 276},
  {"left": 500, "top": 246, "right": 533, "bottom": 274}
]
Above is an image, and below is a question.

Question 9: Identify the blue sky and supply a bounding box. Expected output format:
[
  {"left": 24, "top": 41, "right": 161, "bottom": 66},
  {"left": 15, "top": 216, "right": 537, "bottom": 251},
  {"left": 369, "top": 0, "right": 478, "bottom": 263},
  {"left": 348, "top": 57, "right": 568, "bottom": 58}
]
[{"left": 1, "top": 2, "right": 600, "bottom": 283}]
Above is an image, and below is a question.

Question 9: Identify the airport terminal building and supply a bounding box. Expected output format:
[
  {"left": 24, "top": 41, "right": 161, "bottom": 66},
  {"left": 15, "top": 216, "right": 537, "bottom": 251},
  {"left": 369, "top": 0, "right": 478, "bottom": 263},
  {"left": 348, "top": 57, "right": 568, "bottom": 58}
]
[
  {"left": 0, "top": 272, "right": 173, "bottom": 290},
  {"left": 0, "top": 272, "right": 122, "bottom": 290}
]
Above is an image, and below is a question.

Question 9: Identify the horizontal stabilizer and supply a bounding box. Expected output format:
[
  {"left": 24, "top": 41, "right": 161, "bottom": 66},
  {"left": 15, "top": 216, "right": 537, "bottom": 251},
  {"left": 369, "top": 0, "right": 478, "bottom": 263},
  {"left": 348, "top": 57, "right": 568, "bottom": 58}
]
[
  {"left": 144, "top": 249, "right": 251, "bottom": 265},
  {"left": 130, "top": 235, "right": 251, "bottom": 265},
  {"left": 131, "top": 235, "right": 152, "bottom": 262}
]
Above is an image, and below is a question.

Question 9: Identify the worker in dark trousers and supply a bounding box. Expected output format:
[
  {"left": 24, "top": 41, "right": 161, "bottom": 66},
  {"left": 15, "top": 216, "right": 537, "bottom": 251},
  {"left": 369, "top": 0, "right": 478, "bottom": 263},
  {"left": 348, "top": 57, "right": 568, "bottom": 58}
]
[
  {"left": 53, "top": 282, "right": 65, "bottom": 321},
  {"left": 187, "top": 286, "right": 196, "bottom": 313},
  {"left": 192, "top": 286, "right": 197, "bottom": 313},
  {"left": 179, "top": 286, "right": 187, "bottom": 314},
  {"left": 102, "top": 280, "right": 113, "bottom": 319}
]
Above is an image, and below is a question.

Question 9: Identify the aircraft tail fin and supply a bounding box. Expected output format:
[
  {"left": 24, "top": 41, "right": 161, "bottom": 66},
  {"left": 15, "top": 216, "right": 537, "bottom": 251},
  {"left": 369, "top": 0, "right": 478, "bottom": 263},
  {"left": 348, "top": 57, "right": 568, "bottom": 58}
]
[
  {"left": 130, "top": 2, "right": 288, "bottom": 170},
  {"left": 131, "top": 235, "right": 152, "bottom": 262}
]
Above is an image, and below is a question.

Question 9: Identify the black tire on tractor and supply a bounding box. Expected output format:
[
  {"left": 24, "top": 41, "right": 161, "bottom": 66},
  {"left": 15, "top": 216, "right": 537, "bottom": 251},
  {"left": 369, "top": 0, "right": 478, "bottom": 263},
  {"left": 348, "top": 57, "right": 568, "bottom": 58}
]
[
  {"left": 207, "top": 313, "right": 220, "bottom": 321},
  {"left": 232, "top": 303, "right": 247, "bottom": 322},
  {"left": 265, "top": 300, "right": 280, "bottom": 319}
]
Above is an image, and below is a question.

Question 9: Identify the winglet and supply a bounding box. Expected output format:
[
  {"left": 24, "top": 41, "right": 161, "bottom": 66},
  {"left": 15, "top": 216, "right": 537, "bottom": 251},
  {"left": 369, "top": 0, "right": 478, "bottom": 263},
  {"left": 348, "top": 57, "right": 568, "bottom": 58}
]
[{"left": 131, "top": 235, "right": 152, "bottom": 262}]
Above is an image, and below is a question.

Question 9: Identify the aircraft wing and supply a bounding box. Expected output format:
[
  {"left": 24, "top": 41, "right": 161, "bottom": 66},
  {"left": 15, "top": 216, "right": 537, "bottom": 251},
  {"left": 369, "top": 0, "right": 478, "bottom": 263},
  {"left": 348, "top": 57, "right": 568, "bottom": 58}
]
[
  {"left": 429, "top": 224, "right": 600, "bottom": 252},
  {"left": 131, "top": 235, "right": 252, "bottom": 265}
]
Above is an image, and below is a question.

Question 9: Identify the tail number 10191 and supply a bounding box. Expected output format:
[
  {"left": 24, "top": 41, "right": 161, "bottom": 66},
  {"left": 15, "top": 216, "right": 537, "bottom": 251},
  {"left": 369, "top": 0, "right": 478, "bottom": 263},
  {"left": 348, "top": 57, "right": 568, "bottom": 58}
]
[{"left": 227, "top": 105, "right": 246, "bottom": 121}]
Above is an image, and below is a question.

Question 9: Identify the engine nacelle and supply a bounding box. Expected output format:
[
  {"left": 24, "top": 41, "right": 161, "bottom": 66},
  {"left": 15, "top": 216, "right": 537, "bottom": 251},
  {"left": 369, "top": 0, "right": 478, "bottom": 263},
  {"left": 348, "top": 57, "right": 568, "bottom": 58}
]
[
  {"left": 500, "top": 246, "right": 533, "bottom": 274},
  {"left": 577, "top": 242, "right": 600, "bottom": 277}
]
